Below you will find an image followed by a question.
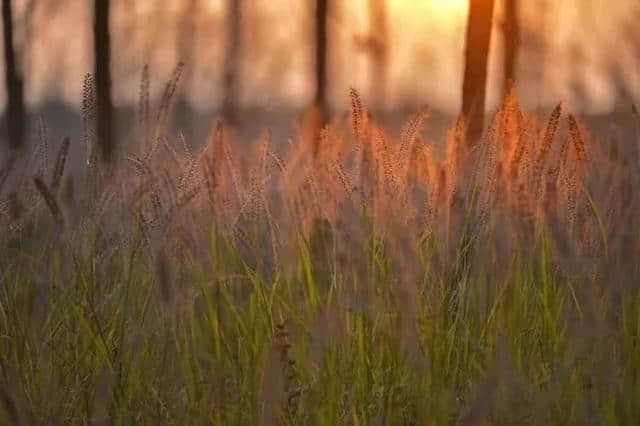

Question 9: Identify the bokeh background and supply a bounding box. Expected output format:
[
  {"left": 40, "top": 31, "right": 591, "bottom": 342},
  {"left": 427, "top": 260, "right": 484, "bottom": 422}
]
[{"left": 1, "top": 0, "right": 639, "bottom": 143}]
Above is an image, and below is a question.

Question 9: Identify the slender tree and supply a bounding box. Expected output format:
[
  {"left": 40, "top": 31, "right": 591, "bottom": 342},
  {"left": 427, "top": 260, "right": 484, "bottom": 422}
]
[
  {"left": 23, "top": 0, "right": 36, "bottom": 83},
  {"left": 315, "top": 0, "right": 329, "bottom": 120},
  {"left": 461, "top": 0, "right": 496, "bottom": 144},
  {"left": 176, "top": 0, "right": 199, "bottom": 135},
  {"left": 2, "top": 0, "right": 25, "bottom": 151},
  {"left": 222, "top": 0, "right": 242, "bottom": 124},
  {"left": 94, "top": 0, "right": 114, "bottom": 162},
  {"left": 502, "top": 0, "right": 520, "bottom": 97},
  {"left": 368, "top": 0, "right": 388, "bottom": 109},
  {"left": 177, "top": 0, "right": 198, "bottom": 83}
]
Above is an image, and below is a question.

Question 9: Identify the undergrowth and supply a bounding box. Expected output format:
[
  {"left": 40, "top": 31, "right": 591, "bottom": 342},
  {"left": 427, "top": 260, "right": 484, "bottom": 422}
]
[{"left": 0, "top": 68, "right": 639, "bottom": 425}]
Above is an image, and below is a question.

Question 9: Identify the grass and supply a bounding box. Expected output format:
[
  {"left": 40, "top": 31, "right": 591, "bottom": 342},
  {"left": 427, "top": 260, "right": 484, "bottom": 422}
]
[{"left": 0, "top": 74, "right": 639, "bottom": 424}]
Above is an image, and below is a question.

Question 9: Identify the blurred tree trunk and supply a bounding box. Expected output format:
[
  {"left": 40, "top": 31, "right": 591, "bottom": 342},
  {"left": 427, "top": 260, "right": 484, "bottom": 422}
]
[
  {"left": 369, "top": 0, "right": 388, "bottom": 110},
  {"left": 530, "top": 0, "right": 550, "bottom": 100},
  {"left": 222, "top": 0, "right": 242, "bottom": 125},
  {"left": 315, "top": 0, "right": 329, "bottom": 121},
  {"left": 178, "top": 0, "right": 198, "bottom": 86},
  {"left": 176, "top": 0, "right": 199, "bottom": 136},
  {"left": 461, "top": 0, "right": 496, "bottom": 144},
  {"left": 23, "top": 0, "right": 36, "bottom": 81},
  {"left": 2, "top": 0, "right": 25, "bottom": 151},
  {"left": 94, "top": 0, "right": 114, "bottom": 162},
  {"left": 502, "top": 0, "right": 520, "bottom": 98}
]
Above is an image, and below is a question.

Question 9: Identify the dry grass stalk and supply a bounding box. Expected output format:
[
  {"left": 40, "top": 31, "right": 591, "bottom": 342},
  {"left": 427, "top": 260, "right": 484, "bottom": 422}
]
[
  {"left": 543, "top": 136, "right": 568, "bottom": 211},
  {"left": 0, "top": 155, "right": 16, "bottom": 196},
  {"left": 146, "top": 62, "right": 185, "bottom": 161},
  {"left": 261, "top": 319, "right": 299, "bottom": 425},
  {"left": 139, "top": 64, "right": 151, "bottom": 143},
  {"left": 34, "top": 117, "right": 49, "bottom": 179},
  {"left": 398, "top": 107, "right": 429, "bottom": 167},
  {"left": 350, "top": 87, "right": 364, "bottom": 140},
  {"left": 568, "top": 114, "right": 588, "bottom": 164},
  {"left": 533, "top": 104, "right": 562, "bottom": 196},
  {"left": 501, "top": 87, "right": 519, "bottom": 165},
  {"left": 33, "top": 177, "right": 64, "bottom": 230},
  {"left": 82, "top": 73, "right": 99, "bottom": 210},
  {"left": 508, "top": 115, "right": 528, "bottom": 183},
  {"left": 82, "top": 73, "right": 97, "bottom": 165},
  {"left": 50, "top": 137, "right": 71, "bottom": 196}
]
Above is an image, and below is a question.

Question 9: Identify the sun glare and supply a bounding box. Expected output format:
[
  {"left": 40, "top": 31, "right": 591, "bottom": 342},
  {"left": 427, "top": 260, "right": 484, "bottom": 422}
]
[
  {"left": 391, "top": 0, "right": 468, "bottom": 22},
  {"left": 429, "top": 0, "right": 468, "bottom": 17}
]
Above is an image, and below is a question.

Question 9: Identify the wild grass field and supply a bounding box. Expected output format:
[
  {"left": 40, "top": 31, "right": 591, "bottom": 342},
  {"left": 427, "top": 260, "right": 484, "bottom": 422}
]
[{"left": 1, "top": 68, "right": 640, "bottom": 425}]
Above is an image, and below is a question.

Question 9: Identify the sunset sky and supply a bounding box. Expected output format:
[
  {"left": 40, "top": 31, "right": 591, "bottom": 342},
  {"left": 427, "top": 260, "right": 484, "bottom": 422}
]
[{"left": 8, "top": 0, "right": 640, "bottom": 113}]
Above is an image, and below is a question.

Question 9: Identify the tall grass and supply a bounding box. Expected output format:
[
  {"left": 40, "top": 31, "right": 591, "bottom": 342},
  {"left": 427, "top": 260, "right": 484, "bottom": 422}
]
[{"left": 0, "top": 73, "right": 639, "bottom": 424}]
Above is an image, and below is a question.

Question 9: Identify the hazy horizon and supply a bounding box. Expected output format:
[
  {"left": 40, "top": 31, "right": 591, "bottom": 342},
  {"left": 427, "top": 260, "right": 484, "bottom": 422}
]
[{"left": 3, "top": 0, "right": 639, "bottom": 114}]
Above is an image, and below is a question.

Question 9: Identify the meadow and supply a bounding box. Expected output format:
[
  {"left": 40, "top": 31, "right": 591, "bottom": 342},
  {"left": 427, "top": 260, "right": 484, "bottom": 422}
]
[{"left": 1, "top": 68, "right": 640, "bottom": 425}]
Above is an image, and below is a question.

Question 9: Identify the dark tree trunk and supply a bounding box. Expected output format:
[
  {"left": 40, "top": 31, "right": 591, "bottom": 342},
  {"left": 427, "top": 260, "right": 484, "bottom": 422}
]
[
  {"left": 222, "top": 0, "right": 242, "bottom": 125},
  {"left": 502, "top": 0, "right": 520, "bottom": 98},
  {"left": 315, "top": 0, "right": 329, "bottom": 120},
  {"left": 461, "top": 0, "right": 496, "bottom": 144},
  {"left": 2, "top": 0, "right": 25, "bottom": 151},
  {"left": 94, "top": 0, "right": 114, "bottom": 162}
]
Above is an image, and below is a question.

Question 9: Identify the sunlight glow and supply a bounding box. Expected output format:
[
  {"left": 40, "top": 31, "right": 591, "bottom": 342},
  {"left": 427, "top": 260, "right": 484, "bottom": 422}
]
[
  {"left": 429, "top": 0, "right": 468, "bottom": 15},
  {"left": 390, "top": 0, "right": 469, "bottom": 25}
]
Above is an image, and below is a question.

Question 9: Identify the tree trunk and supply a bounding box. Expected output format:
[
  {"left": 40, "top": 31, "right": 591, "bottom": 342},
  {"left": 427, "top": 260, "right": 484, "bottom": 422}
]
[
  {"left": 2, "top": 0, "right": 25, "bottom": 151},
  {"left": 315, "top": 0, "right": 329, "bottom": 120},
  {"left": 222, "top": 0, "right": 242, "bottom": 125},
  {"left": 176, "top": 0, "right": 199, "bottom": 136},
  {"left": 23, "top": 0, "right": 36, "bottom": 83},
  {"left": 369, "top": 0, "right": 388, "bottom": 110},
  {"left": 502, "top": 0, "right": 520, "bottom": 98},
  {"left": 461, "top": 0, "right": 496, "bottom": 144},
  {"left": 94, "top": 0, "right": 114, "bottom": 162},
  {"left": 178, "top": 0, "right": 198, "bottom": 65}
]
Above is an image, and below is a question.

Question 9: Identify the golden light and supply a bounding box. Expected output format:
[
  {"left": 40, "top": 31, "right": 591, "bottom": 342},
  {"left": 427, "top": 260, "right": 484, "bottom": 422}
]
[
  {"left": 398, "top": 0, "right": 469, "bottom": 19},
  {"left": 428, "top": 0, "right": 468, "bottom": 18},
  {"left": 389, "top": 0, "right": 469, "bottom": 24}
]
